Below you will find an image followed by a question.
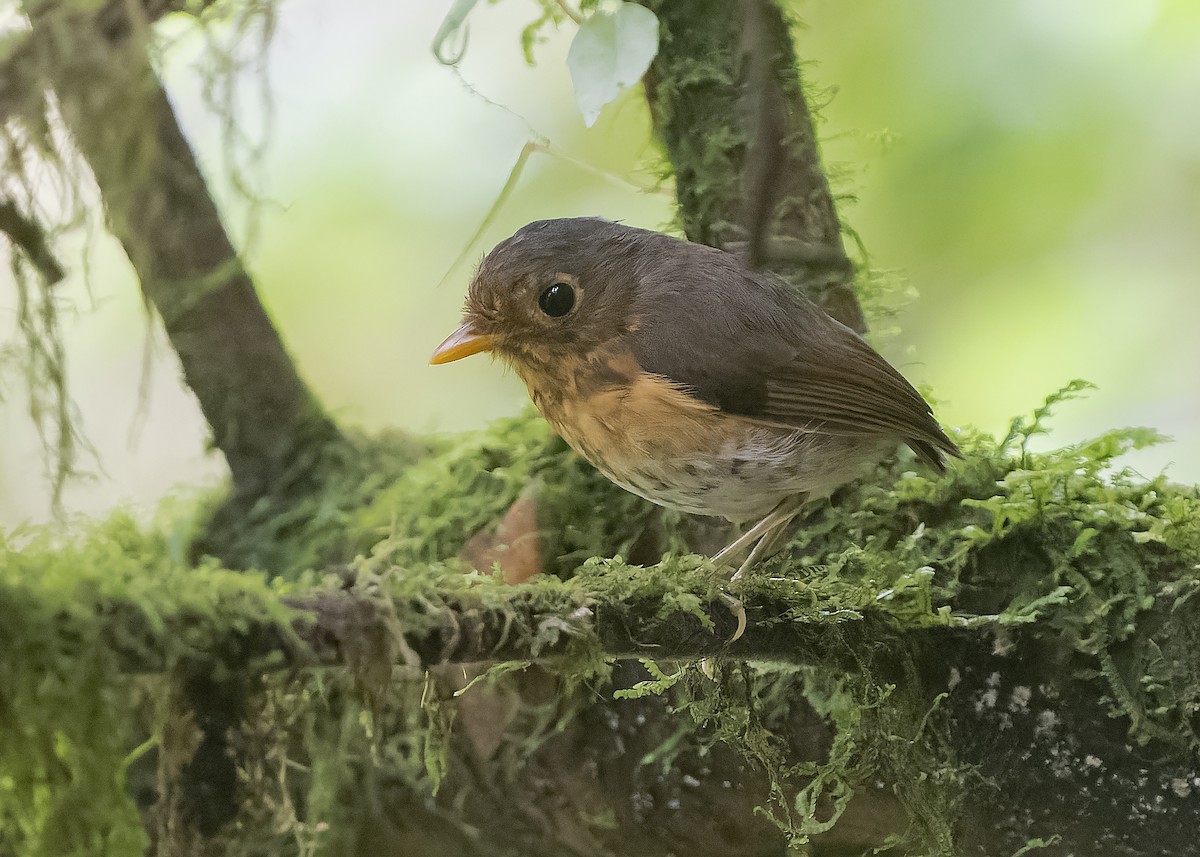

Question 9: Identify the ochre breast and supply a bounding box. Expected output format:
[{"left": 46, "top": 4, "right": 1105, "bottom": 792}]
[{"left": 527, "top": 349, "right": 715, "bottom": 465}]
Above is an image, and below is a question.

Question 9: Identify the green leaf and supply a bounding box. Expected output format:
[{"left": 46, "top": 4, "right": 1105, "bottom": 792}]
[
  {"left": 567, "top": 2, "right": 660, "bottom": 126},
  {"left": 613, "top": 657, "right": 686, "bottom": 699}
]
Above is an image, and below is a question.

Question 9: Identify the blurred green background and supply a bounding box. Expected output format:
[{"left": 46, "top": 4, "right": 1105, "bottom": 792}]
[{"left": 1, "top": 0, "right": 1197, "bottom": 527}]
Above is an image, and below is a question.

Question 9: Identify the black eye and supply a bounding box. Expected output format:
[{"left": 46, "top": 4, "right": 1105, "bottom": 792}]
[{"left": 538, "top": 282, "right": 576, "bottom": 318}]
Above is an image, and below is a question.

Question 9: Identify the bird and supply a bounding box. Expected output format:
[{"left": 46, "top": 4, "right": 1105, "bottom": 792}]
[{"left": 431, "top": 217, "right": 959, "bottom": 633}]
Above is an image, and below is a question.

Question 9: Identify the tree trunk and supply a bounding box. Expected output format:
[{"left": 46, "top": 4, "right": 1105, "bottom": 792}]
[{"left": 641, "top": 0, "right": 865, "bottom": 332}]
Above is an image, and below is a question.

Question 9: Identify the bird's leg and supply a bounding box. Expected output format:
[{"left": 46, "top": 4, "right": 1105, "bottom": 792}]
[
  {"left": 712, "top": 495, "right": 805, "bottom": 570},
  {"left": 715, "top": 495, "right": 806, "bottom": 643},
  {"left": 731, "top": 510, "right": 800, "bottom": 582}
]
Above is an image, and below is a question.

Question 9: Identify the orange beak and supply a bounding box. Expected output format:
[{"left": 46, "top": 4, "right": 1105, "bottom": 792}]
[{"left": 429, "top": 321, "right": 495, "bottom": 365}]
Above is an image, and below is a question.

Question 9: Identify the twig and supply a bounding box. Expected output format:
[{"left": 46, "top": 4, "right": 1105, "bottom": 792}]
[{"left": 554, "top": 0, "right": 583, "bottom": 25}]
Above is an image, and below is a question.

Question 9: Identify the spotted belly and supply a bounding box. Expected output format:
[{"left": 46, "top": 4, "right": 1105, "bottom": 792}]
[
  {"left": 593, "top": 432, "right": 806, "bottom": 522},
  {"left": 587, "top": 426, "right": 888, "bottom": 522},
  {"left": 548, "top": 400, "right": 884, "bottom": 523}
]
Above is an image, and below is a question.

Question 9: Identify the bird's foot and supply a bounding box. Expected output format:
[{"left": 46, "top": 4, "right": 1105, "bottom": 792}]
[
  {"left": 711, "top": 497, "right": 806, "bottom": 645},
  {"left": 720, "top": 590, "right": 748, "bottom": 643},
  {"left": 718, "top": 538, "right": 770, "bottom": 642}
]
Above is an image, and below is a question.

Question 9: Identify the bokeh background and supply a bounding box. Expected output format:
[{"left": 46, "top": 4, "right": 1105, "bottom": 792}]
[{"left": 2, "top": 0, "right": 1197, "bottom": 527}]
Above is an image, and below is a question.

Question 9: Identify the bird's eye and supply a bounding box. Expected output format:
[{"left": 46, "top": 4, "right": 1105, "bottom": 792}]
[{"left": 538, "top": 282, "right": 576, "bottom": 318}]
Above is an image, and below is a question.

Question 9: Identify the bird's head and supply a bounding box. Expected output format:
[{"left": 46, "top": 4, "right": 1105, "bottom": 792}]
[{"left": 430, "top": 218, "right": 655, "bottom": 376}]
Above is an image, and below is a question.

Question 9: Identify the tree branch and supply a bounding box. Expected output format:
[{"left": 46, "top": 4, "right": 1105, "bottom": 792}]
[
  {"left": 90, "top": 518, "right": 1200, "bottom": 855},
  {"left": 293, "top": 587, "right": 892, "bottom": 671},
  {"left": 18, "top": 3, "right": 344, "bottom": 526},
  {"left": 102, "top": 575, "right": 893, "bottom": 676}
]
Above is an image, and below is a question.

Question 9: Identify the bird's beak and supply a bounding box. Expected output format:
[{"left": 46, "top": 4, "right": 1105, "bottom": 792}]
[{"left": 429, "top": 321, "right": 495, "bottom": 365}]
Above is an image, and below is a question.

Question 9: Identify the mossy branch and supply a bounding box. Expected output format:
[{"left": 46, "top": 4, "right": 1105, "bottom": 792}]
[
  {"left": 640, "top": 0, "right": 864, "bottom": 330},
  {"left": 4, "top": 407, "right": 1200, "bottom": 855},
  {"left": 88, "top": 567, "right": 895, "bottom": 676},
  {"left": 293, "top": 578, "right": 897, "bottom": 671}
]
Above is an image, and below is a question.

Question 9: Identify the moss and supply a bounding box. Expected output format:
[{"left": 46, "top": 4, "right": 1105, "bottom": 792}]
[
  {"left": 0, "top": 513, "right": 304, "bottom": 856},
  {"left": 195, "top": 428, "right": 433, "bottom": 577},
  {"left": 2, "top": 385, "right": 1199, "bottom": 855},
  {"left": 356, "top": 412, "right": 662, "bottom": 575},
  {"left": 733, "top": 382, "right": 1200, "bottom": 849},
  {"left": 487, "top": 382, "right": 1199, "bottom": 853},
  {"left": 641, "top": 0, "right": 745, "bottom": 246}
]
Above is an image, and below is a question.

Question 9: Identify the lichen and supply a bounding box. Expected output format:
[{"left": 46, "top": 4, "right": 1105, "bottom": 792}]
[{"left": 1, "top": 0, "right": 283, "bottom": 514}]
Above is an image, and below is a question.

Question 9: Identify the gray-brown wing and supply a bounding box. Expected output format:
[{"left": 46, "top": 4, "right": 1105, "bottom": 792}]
[
  {"left": 757, "top": 328, "right": 960, "bottom": 472},
  {"left": 625, "top": 251, "right": 959, "bottom": 471}
]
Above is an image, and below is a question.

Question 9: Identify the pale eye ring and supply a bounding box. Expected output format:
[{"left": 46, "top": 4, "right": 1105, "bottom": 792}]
[{"left": 538, "top": 282, "right": 576, "bottom": 318}]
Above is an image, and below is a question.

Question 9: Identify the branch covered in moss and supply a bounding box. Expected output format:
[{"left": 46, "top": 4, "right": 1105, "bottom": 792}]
[
  {"left": 4, "top": 402, "right": 1200, "bottom": 855},
  {"left": 85, "top": 562, "right": 899, "bottom": 676},
  {"left": 286, "top": 571, "right": 900, "bottom": 671},
  {"left": 640, "top": 0, "right": 863, "bottom": 330}
]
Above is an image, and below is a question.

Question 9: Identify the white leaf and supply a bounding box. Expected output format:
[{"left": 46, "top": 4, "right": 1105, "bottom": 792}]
[{"left": 567, "top": 3, "right": 660, "bottom": 127}]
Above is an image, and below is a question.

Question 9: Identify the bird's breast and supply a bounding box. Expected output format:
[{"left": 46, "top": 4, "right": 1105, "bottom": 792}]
[
  {"left": 516, "top": 349, "right": 874, "bottom": 522},
  {"left": 521, "top": 348, "right": 713, "bottom": 462}
]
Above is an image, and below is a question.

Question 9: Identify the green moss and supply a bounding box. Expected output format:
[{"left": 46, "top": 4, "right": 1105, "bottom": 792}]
[
  {"left": 2, "top": 385, "right": 1198, "bottom": 854},
  {"left": 356, "top": 411, "right": 661, "bottom": 575},
  {"left": 641, "top": 0, "right": 744, "bottom": 246},
  {"left": 195, "top": 428, "right": 433, "bottom": 578},
  {"left": 518, "top": 382, "right": 1199, "bottom": 852},
  {"left": 0, "top": 514, "right": 298, "bottom": 856},
  {"left": 355, "top": 414, "right": 566, "bottom": 564}
]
